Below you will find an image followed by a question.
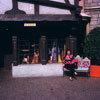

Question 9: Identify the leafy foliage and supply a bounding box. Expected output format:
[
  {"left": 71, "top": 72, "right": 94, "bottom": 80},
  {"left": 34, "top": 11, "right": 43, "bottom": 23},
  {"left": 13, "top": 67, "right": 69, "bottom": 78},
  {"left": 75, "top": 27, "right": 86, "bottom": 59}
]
[{"left": 83, "top": 27, "right": 100, "bottom": 65}]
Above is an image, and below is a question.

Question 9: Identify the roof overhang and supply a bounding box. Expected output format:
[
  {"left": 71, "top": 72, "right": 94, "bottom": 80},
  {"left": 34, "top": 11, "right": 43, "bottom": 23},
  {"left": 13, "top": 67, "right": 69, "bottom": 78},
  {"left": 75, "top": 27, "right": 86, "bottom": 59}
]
[
  {"left": 80, "top": 13, "right": 91, "bottom": 23},
  {"left": 0, "top": 14, "right": 79, "bottom": 21}
]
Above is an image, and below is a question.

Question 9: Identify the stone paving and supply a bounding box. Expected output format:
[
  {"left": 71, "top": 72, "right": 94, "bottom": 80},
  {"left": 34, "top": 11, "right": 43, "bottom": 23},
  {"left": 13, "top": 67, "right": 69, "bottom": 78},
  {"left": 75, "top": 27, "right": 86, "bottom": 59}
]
[{"left": 0, "top": 68, "right": 100, "bottom": 100}]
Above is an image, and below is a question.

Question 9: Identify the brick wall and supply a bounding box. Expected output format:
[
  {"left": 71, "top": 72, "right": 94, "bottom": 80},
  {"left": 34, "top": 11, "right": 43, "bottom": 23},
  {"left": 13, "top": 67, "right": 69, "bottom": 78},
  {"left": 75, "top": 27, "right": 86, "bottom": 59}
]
[{"left": 84, "top": 0, "right": 100, "bottom": 31}]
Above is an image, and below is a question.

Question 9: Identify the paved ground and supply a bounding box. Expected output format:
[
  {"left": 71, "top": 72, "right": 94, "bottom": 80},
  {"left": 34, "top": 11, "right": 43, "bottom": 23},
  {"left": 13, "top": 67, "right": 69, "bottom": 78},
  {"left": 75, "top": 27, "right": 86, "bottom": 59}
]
[{"left": 0, "top": 68, "right": 100, "bottom": 100}]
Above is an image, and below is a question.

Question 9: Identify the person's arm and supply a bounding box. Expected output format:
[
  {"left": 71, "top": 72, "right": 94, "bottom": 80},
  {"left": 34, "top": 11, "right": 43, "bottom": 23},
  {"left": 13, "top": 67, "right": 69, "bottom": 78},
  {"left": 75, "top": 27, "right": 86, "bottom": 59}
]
[
  {"left": 69, "top": 55, "right": 74, "bottom": 64},
  {"left": 70, "top": 54, "right": 74, "bottom": 59}
]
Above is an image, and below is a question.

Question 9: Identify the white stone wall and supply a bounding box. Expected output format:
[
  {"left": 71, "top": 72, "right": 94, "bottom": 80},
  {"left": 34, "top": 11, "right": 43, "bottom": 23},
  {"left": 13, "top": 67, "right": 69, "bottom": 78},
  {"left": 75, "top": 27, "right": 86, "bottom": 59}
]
[{"left": 84, "top": 0, "right": 100, "bottom": 31}]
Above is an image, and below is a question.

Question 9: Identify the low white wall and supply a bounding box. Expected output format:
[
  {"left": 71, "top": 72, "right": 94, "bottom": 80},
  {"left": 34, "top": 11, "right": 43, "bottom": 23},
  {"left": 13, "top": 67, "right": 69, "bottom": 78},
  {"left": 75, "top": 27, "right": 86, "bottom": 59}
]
[{"left": 12, "top": 63, "right": 63, "bottom": 78}]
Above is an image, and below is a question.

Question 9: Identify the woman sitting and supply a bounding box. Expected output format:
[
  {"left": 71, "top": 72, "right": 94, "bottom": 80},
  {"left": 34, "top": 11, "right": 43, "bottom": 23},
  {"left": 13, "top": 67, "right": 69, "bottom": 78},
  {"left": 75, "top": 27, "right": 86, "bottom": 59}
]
[{"left": 62, "top": 49, "right": 78, "bottom": 81}]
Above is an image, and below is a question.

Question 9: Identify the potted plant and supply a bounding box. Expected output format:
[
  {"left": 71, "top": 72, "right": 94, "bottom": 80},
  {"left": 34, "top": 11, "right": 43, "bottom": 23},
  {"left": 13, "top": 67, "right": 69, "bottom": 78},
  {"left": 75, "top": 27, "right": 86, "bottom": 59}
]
[{"left": 83, "top": 27, "right": 100, "bottom": 77}]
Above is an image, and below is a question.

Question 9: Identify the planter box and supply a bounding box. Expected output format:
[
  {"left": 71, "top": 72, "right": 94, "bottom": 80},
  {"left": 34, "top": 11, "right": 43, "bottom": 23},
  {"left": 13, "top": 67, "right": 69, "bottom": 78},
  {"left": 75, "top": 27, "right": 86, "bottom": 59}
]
[{"left": 90, "top": 65, "right": 100, "bottom": 77}]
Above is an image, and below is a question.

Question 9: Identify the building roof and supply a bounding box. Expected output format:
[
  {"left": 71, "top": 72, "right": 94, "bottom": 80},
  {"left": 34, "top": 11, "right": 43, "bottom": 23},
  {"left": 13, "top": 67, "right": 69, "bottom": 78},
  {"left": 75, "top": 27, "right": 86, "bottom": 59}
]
[{"left": 80, "top": 13, "right": 91, "bottom": 18}]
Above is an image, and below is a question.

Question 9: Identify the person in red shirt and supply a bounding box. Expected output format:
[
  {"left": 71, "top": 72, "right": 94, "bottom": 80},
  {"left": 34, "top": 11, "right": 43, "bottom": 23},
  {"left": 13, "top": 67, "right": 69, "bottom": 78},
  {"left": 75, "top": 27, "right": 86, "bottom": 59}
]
[{"left": 62, "top": 49, "right": 78, "bottom": 81}]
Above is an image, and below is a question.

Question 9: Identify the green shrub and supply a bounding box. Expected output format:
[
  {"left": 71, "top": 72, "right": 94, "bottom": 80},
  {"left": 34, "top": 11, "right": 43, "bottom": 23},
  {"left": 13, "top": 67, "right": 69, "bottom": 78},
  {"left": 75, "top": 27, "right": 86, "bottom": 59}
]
[{"left": 83, "top": 27, "right": 100, "bottom": 65}]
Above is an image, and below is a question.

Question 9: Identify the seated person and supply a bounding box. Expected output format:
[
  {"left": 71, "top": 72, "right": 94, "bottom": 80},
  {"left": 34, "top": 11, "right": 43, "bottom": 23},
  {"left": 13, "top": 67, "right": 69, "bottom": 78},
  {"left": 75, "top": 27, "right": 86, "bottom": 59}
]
[{"left": 62, "top": 49, "right": 78, "bottom": 81}]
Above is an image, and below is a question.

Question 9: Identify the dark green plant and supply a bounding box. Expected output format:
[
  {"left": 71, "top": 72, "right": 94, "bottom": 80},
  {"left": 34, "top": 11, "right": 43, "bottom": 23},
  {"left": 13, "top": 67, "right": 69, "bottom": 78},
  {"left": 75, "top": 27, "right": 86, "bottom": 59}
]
[{"left": 83, "top": 27, "right": 100, "bottom": 65}]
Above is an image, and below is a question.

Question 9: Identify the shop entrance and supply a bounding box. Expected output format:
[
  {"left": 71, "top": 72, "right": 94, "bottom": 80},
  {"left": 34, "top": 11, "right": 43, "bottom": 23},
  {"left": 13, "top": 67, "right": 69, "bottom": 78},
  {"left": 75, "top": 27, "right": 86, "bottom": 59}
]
[
  {"left": 47, "top": 39, "right": 65, "bottom": 63},
  {"left": 16, "top": 21, "right": 85, "bottom": 65},
  {"left": 18, "top": 38, "right": 66, "bottom": 65},
  {"left": 0, "top": 21, "right": 86, "bottom": 67}
]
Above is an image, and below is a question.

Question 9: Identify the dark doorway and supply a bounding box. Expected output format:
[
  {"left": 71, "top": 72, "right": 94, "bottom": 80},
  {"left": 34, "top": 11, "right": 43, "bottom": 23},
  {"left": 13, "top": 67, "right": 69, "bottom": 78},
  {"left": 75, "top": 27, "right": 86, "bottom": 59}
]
[{"left": 0, "top": 26, "right": 12, "bottom": 68}]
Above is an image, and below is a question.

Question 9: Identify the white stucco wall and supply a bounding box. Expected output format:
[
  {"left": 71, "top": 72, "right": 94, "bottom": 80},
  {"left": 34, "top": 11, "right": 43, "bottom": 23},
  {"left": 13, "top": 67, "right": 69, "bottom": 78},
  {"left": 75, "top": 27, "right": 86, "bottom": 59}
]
[
  {"left": 0, "top": 0, "right": 34, "bottom": 14},
  {"left": 39, "top": 6, "right": 71, "bottom": 14},
  {"left": 39, "top": 0, "right": 74, "bottom": 14},
  {"left": 50, "top": 0, "right": 66, "bottom": 3},
  {"left": 18, "top": 2, "right": 35, "bottom": 14},
  {"left": 0, "top": 0, "right": 12, "bottom": 14},
  {"left": 69, "top": 0, "right": 74, "bottom": 5},
  {"left": 50, "top": 0, "right": 74, "bottom": 5},
  {"left": 0, "top": 0, "right": 74, "bottom": 14}
]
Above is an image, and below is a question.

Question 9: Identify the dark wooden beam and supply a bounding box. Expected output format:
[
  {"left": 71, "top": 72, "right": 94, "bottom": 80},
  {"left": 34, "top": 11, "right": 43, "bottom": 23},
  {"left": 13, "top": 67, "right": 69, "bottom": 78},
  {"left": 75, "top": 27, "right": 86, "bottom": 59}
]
[
  {"left": 64, "top": 0, "right": 75, "bottom": 15},
  {"left": 34, "top": 4, "right": 39, "bottom": 15},
  {"left": 17, "top": 0, "right": 82, "bottom": 10},
  {"left": 12, "top": 36, "right": 18, "bottom": 66},
  {"left": 5, "top": 0, "right": 25, "bottom": 14},
  {"left": 75, "top": 0, "right": 78, "bottom": 6},
  {"left": 64, "top": 0, "right": 70, "bottom": 5},
  {"left": 39, "top": 36, "right": 48, "bottom": 65},
  {"left": 75, "top": 0, "right": 82, "bottom": 6},
  {"left": 0, "top": 14, "right": 79, "bottom": 21}
]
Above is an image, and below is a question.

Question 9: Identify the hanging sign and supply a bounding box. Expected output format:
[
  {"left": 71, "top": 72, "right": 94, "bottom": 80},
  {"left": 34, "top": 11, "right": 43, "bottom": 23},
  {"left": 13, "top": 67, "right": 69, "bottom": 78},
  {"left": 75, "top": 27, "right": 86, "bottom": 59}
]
[{"left": 24, "top": 23, "right": 36, "bottom": 27}]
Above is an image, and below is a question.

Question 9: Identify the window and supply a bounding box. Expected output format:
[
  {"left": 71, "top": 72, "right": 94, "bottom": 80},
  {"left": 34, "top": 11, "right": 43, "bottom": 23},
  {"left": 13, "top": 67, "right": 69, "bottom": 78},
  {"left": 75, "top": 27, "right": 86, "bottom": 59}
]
[{"left": 18, "top": 39, "right": 39, "bottom": 64}]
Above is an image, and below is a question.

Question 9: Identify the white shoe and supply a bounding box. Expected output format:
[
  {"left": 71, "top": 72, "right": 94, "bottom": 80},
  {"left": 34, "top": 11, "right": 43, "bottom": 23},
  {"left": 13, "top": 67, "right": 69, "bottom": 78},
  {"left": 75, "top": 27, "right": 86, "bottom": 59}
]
[
  {"left": 69, "top": 77, "right": 73, "bottom": 81},
  {"left": 74, "top": 72, "right": 78, "bottom": 75}
]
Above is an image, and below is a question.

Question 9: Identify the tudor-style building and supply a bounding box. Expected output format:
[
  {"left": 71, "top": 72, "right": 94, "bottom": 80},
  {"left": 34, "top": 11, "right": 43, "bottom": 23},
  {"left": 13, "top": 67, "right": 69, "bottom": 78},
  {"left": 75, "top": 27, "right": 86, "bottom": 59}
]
[{"left": 0, "top": 0, "right": 90, "bottom": 69}]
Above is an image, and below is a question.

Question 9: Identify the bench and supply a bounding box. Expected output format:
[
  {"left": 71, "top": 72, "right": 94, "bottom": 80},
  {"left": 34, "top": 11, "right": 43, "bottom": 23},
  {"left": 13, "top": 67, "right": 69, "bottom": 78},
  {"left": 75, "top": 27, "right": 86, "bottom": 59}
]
[{"left": 63, "top": 56, "right": 91, "bottom": 78}]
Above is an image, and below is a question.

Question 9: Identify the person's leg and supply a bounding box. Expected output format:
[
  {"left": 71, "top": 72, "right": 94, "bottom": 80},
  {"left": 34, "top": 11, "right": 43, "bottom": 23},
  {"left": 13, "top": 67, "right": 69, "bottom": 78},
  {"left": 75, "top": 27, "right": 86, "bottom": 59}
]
[
  {"left": 64, "top": 64, "right": 72, "bottom": 79},
  {"left": 69, "top": 64, "right": 77, "bottom": 80},
  {"left": 71, "top": 63, "right": 78, "bottom": 76},
  {"left": 67, "top": 65, "right": 74, "bottom": 80},
  {"left": 64, "top": 64, "right": 76, "bottom": 80},
  {"left": 71, "top": 68, "right": 78, "bottom": 80},
  {"left": 69, "top": 68, "right": 75, "bottom": 78}
]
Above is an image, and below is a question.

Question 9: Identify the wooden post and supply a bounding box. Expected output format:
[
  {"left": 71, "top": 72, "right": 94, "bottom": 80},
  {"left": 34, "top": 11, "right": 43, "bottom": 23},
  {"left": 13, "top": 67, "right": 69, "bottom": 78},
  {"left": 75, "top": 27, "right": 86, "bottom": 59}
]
[
  {"left": 35, "top": 4, "right": 39, "bottom": 15},
  {"left": 39, "top": 36, "right": 48, "bottom": 65},
  {"left": 12, "top": 36, "right": 18, "bottom": 66},
  {"left": 56, "top": 39, "right": 58, "bottom": 62},
  {"left": 65, "top": 35, "right": 77, "bottom": 55},
  {"left": 5, "top": 0, "right": 25, "bottom": 14},
  {"left": 75, "top": 0, "right": 79, "bottom": 6}
]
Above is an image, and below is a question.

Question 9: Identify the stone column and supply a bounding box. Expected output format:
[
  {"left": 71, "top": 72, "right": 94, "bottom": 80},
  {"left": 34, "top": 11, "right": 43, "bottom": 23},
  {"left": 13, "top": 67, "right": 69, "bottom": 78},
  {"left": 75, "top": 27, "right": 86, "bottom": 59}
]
[
  {"left": 5, "top": 0, "right": 25, "bottom": 14},
  {"left": 12, "top": 36, "right": 18, "bottom": 66},
  {"left": 39, "top": 36, "right": 48, "bottom": 65}
]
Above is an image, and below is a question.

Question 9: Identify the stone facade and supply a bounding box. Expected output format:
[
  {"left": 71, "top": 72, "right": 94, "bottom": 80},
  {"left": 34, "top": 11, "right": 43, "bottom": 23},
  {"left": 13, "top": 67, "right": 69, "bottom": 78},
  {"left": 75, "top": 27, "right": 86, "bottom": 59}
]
[{"left": 84, "top": 0, "right": 100, "bottom": 31}]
